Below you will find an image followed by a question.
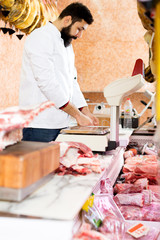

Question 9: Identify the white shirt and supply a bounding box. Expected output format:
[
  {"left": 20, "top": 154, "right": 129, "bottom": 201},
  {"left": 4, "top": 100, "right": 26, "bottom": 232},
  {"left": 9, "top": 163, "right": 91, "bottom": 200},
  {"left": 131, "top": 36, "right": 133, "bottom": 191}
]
[{"left": 19, "top": 22, "right": 87, "bottom": 129}]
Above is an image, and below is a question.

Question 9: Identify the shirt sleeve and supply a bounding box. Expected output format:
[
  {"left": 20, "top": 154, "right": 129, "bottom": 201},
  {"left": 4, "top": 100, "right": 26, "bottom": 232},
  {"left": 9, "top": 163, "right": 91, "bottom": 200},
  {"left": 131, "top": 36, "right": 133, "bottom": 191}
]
[
  {"left": 72, "top": 67, "right": 87, "bottom": 108},
  {"left": 24, "top": 31, "right": 69, "bottom": 108}
]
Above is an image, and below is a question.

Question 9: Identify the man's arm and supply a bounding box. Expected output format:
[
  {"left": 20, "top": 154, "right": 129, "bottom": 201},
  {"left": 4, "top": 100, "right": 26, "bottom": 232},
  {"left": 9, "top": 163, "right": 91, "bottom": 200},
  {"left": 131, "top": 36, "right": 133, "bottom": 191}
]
[
  {"left": 81, "top": 106, "right": 99, "bottom": 126},
  {"left": 61, "top": 102, "right": 94, "bottom": 126}
]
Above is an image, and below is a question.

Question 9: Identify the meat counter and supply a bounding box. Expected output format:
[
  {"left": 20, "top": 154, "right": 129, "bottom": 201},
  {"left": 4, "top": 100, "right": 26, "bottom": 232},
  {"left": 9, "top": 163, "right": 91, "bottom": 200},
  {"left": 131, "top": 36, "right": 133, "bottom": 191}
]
[
  {"left": 0, "top": 145, "right": 124, "bottom": 240},
  {"left": 1, "top": 128, "right": 159, "bottom": 240}
]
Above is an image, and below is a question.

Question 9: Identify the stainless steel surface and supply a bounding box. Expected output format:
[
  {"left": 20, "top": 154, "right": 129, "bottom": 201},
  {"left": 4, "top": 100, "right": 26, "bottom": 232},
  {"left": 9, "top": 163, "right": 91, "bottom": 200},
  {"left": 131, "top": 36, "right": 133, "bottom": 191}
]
[
  {"left": 130, "top": 134, "right": 154, "bottom": 146},
  {"left": 61, "top": 126, "right": 109, "bottom": 135}
]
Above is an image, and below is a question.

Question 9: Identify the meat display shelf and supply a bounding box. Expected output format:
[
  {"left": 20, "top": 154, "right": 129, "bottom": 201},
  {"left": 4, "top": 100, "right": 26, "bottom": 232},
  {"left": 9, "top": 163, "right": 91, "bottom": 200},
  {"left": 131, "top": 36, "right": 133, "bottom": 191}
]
[
  {"left": 119, "top": 132, "right": 160, "bottom": 240},
  {"left": 72, "top": 147, "right": 125, "bottom": 237}
]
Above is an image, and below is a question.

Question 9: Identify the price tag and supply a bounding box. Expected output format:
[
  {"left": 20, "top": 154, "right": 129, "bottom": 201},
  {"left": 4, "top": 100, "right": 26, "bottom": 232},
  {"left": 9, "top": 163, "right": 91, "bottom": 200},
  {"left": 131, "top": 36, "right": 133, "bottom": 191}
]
[{"left": 127, "top": 223, "right": 149, "bottom": 238}]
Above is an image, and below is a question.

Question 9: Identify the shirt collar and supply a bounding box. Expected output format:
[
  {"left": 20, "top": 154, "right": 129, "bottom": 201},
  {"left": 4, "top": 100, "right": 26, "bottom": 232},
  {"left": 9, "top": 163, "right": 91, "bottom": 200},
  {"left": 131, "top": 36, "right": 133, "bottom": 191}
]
[{"left": 48, "top": 21, "right": 61, "bottom": 39}]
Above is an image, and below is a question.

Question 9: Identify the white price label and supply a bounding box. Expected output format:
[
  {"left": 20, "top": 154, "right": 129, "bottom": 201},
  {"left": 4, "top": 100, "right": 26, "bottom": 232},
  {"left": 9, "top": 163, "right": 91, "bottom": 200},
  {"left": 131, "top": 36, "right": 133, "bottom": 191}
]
[{"left": 127, "top": 223, "right": 149, "bottom": 238}]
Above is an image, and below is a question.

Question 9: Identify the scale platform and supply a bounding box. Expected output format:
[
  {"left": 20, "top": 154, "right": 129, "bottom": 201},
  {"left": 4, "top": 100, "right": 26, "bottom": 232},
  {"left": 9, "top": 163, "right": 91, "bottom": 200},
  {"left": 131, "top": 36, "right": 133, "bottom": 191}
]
[{"left": 57, "top": 126, "right": 110, "bottom": 152}]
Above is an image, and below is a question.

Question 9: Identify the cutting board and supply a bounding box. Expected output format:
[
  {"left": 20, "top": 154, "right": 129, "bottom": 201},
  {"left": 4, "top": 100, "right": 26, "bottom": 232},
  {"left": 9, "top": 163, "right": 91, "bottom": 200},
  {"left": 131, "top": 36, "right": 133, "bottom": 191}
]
[
  {"left": 61, "top": 126, "right": 109, "bottom": 135},
  {"left": 0, "top": 141, "right": 60, "bottom": 189}
]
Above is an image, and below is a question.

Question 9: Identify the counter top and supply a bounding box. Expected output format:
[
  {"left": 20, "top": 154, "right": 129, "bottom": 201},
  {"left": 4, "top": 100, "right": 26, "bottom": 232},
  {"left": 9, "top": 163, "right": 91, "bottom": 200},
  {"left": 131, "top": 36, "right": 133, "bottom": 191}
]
[
  {"left": 0, "top": 155, "right": 115, "bottom": 220},
  {"left": 0, "top": 147, "right": 124, "bottom": 239},
  {"left": 0, "top": 148, "right": 122, "bottom": 220}
]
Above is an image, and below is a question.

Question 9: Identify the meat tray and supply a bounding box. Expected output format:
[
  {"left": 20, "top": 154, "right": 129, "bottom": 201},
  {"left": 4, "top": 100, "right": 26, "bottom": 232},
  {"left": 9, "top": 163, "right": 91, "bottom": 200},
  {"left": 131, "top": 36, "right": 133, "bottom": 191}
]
[{"left": 61, "top": 126, "right": 110, "bottom": 135}]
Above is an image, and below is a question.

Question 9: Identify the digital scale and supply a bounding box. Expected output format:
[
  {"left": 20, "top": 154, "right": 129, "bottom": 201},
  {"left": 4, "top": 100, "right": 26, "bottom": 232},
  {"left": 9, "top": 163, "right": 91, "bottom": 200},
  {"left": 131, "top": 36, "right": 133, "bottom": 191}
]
[{"left": 57, "top": 59, "right": 146, "bottom": 151}]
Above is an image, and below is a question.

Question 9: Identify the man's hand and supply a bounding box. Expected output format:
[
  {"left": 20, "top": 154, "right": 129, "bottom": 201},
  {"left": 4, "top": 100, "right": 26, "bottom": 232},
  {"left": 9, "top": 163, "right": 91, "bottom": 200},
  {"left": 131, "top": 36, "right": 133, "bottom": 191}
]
[
  {"left": 81, "top": 106, "right": 99, "bottom": 126},
  {"left": 61, "top": 102, "right": 93, "bottom": 126},
  {"left": 87, "top": 113, "right": 99, "bottom": 126},
  {"left": 76, "top": 112, "right": 93, "bottom": 126}
]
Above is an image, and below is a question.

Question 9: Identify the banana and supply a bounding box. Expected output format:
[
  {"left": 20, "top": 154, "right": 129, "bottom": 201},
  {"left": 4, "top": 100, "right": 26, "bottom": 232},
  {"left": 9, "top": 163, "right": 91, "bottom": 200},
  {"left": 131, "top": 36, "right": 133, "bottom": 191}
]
[
  {"left": 8, "top": 0, "right": 27, "bottom": 22},
  {"left": 13, "top": 0, "right": 31, "bottom": 25},
  {"left": 22, "top": 0, "right": 40, "bottom": 34},
  {"left": 0, "top": 0, "right": 15, "bottom": 9},
  {"left": 15, "top": 0, "right": 37, "bottom": 29}
]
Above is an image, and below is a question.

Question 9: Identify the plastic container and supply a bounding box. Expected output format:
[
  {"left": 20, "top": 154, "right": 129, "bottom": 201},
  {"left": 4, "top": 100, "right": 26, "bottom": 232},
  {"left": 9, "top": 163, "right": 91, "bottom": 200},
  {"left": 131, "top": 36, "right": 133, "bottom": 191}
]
[{"left": 123, "top": 98, "right": 133, "bottom": 129}]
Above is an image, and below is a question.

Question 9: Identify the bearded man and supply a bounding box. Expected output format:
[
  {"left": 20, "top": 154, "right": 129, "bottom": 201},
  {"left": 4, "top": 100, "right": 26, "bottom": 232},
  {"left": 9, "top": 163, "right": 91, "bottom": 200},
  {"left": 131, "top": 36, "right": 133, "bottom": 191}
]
[{"left": 19, "top": 2, "right": 99, "bottom": 142}]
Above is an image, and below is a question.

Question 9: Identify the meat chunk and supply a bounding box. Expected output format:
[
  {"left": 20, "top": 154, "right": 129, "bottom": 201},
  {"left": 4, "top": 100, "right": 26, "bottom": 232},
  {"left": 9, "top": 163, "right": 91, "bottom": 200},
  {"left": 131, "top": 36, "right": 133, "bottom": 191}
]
[
  {"left": 73, "top": 223, "right": 109, "bottom": 240},
  {"left": 58, "top": 141, "right": 94, "bottom": 158},
  {"left": 119, "top": 202, "right": 160, "bottom": 221},
  {"left": 54, "top": 141, "right": 101, "bottom": 176},
  {"left": 0, "top": 101, "right": 54, "bottom": 150},
  {"left": 114, "top": 193, "right": 145, "bottom": 207},
  {"left": 114, "top": 183, "right": 143, "bottom": 194}
]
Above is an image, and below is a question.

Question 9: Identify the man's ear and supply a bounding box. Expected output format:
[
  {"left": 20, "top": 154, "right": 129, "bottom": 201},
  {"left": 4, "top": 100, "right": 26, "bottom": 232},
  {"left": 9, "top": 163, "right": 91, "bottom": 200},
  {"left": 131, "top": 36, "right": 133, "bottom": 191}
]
[{"left": 63, "top": 16, "right": 72, "bottom": 27}]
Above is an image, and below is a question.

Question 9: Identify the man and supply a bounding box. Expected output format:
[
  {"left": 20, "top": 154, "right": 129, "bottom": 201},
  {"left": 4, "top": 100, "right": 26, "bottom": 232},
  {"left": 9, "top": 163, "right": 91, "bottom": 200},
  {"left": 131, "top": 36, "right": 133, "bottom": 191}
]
[{"left": 19, "top": 2, "right": 99, "bottom": 142}]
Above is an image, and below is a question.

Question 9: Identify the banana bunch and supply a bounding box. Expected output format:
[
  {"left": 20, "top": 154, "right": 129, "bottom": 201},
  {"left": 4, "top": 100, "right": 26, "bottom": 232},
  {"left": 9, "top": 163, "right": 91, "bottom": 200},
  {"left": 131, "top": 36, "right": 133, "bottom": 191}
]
[{"left": 0, "top": 0, "right": 59, "bottom": 34}]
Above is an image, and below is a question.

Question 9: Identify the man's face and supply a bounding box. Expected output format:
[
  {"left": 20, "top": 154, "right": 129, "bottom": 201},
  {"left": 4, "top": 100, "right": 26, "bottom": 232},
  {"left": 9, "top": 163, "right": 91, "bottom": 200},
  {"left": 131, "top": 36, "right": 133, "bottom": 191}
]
[{"left": 61, "top": 19, "right": 88, "bottom": 47}]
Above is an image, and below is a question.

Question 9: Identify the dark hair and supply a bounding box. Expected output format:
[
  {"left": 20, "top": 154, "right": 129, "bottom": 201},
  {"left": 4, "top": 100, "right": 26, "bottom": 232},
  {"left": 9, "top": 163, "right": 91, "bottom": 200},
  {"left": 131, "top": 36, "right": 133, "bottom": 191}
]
[{"left": 59, "top": 2, "right": 94, "bottom": 25}]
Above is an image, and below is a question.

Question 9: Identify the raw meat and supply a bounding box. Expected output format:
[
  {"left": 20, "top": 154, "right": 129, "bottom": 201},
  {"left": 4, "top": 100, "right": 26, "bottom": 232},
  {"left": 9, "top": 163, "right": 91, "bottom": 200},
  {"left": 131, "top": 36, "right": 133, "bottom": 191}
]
[
  {"left": 100, "top": 178, "right": 113, "bottom": 195},
  {"left": 142, "top": 190, "right": 152, "bottom": 205},
  {"left": 0, "top": 129, "right": 20, "bottom": 151},
  {"left": 0, "top": 101, "right": 54, "bottom": 131},
  {"left": 135, "top": 163, "right": 158, "bottom": 176},
  {"left": 77, "top": 157, "right": 100, "bottom": 166},
  {"left": 149, "top": 185, "right": 160, "bottom": 202},
  {"left": 72, "top": 165, "right": 92, "bottom": 174},
  {"left": 121, "top": 172, "right": 158, "bottom": 185},
  {"left": 88, "top": 165, "right": 102, "bottom": 173},
  {"left": 123, "top": 162, "right": 158, "bottom": 176},
  {"left": 94, "top": 198, "right": 118, "bottom": 220},
  {"left": 114, "top": 193, "right": 144, "bottom": 207},
  {"left": 114, "top": 183, "right": 143, "bottom": 194},
  {"left": 99, "top": 214, "right": 125, "bottom": 239},
  {"left": 0, "top": 101, "right": 54, "bottom": 150},
  {"left": 114, "top": 184, "right": 134, "bottom": 194},
  {"left": 123, "top": 164, "right": 137, "bottom": 173},
  {"left": 119, "top": 202, "right": 160, "bottom": 221},
  {"left": 58, "top": 141, "right": 94, "bottom": 158},
  {"left": 125, "top": 155, "right": 157, "bottom": 164},
  {"left": 122, "top": 154, "right": 159, "bottom": 184},
  {"left": 134, "top": 178, "right": 148, "bottom": 189},
  {"left": 149, "top": 185, "right": 160, "bottom": 194},
  {"left": 54, "top": 141, "right": 101, "bottom": 176},
  {"left": 73, "top": 223, "right": 109, "bottom": 240}
]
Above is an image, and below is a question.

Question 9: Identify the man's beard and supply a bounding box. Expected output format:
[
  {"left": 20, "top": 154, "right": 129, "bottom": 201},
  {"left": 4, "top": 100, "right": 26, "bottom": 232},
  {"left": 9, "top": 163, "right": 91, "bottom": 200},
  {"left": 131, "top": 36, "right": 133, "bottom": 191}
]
[{"left": 61, "top": 24, "right": 77, "bottom": 47}]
